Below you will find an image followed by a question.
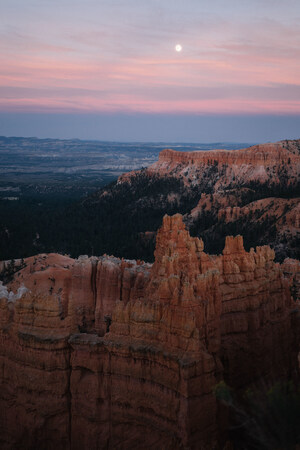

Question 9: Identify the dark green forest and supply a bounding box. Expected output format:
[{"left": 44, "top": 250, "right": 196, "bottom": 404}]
[
  {"left": 1, "top": 169, "right": 299, "bottom": 263},
  {"left": 0, "top": 173, "right": 203, "bottom": 261}
]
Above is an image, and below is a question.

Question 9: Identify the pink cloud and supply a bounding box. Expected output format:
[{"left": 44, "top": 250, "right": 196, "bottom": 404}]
[
  {"left": 1, "top": 15, "right": 300, "bottom": 115},
  {"left": 1, "top": 92, "right": 300, "bottom": 115}
]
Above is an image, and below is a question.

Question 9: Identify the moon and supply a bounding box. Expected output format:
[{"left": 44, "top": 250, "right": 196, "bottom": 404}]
[{"left": 175, "top": 44, "right": 182, "bottom": 52}]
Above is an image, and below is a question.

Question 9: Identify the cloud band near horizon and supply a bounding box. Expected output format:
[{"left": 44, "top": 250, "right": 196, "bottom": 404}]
[{"left": 1, "top": 0, "right": 300, "bottom": 117}]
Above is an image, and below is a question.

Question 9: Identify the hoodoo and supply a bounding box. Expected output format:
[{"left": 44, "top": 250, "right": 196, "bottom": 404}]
[{"left": 0, "top": 214, "right": 299, "bottom": 449}]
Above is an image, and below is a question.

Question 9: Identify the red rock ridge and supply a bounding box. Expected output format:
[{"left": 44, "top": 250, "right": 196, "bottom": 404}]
[
  {"left": 0, "top": 214, "right": 299, "bottom": 449},
  {"left": 98, "top": 215, "right": 298, "bottom": 448},
  {"left": 156, "top": 141, "right": 299, "bottom": 166},
  {"left": 119, "top": 139, "right": 300, "bottom": 188}
]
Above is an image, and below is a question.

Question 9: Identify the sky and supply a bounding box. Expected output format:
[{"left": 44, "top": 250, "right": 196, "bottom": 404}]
[{"left": 0, "top": 0, "right": 300, "bottom": 142}]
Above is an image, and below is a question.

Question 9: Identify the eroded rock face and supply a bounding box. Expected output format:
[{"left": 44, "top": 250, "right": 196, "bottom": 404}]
[
  {"left": 116, "top": 139, "right": 300, "bottom": 262},
  {"left": 119, "top": 140, "right": 300, "bottom": 189},
  {"left": 0, "top": 253, "right": 150, "bottom": 450},
  {"left": 282, "top": 258, "right": 300, "bottom": 301},
  {"left": 148, "top": 141, "right": 300, "bottom": 187},
  {"left": 0, "top": 214, "right": 299, "bottom": 449}
]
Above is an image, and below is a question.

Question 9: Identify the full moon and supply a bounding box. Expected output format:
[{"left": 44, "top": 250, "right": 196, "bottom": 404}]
[{"left": 175, "top": 44, "right": 182, "bottom": 52}]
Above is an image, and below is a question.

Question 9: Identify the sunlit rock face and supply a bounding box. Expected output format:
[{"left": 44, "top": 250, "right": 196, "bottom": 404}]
[
  {"left": 119, "top": 140, "right": 300, "bottom": 188},
  {"left": 0, "top": 214, "right": 299, "bottom": 449},
  {"left": 148, "top": 140, "right": 300, "bottom": 187},
  {"left": 116, "top": 139, "right": 300, "bottom": 263}
]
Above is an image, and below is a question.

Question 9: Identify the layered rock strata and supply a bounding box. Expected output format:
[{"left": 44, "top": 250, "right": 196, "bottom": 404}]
[
  {"left": 115, "top": 139, "right": 300, "bottom": 262},
  {"left": 0, "top": 215, "right": 299, "bottom": 449},
  {"left": 119, "top": 140, "right": 300, "bottom": 188},
  {"left": 0, "top": 254, "right": 150, "bottom": 449}
]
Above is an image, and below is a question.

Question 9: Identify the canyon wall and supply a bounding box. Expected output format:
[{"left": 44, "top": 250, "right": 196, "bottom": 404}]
[
  {"left": 119, "top": 140, "right": 300, "bottom": 189},
  {"left": 0, "top": 215, "right": 299, "bottom": 449},
  {"left": 0, "top": 254, "right": 150, "bottom": 449},
  {"left": 151, "top": 140, "right": 300, "bottom": 175}
]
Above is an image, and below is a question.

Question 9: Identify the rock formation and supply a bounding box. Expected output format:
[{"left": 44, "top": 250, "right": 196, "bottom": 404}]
[
  {"left": 0, "top": 254, "right": 150, "bottom": 449},
  {"left": 115, "top": 139, "right": 300, "bottom": 262},
  {"left": 120, "top": 140, "right": 300, "bottom": 188},
  {"left": 188, "top": 194, "right": 300, "bottom": 261},
  {"left": 0, "top": 214, "right": 299, "bottom": 449},
  {"left": 282, "top": 258, "right": 300, "bottom": 301}
]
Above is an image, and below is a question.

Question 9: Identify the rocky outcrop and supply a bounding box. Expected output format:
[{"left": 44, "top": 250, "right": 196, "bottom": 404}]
[
  {"left": 7, "top": 253, "right": 151, "bottom": 336},
  {"left": 183, "top": 191, "right": 300, "bottom": 263},
  {"left": 0, "top": 215, "right": 299, "bottom": 449},
  {"left": 282, "top": 258, "right": 300, "bottom": 301},
  {"left": 216, "top": 197, "right": 300, "bottom": 227},
  {"left": 119, "top": 140, "right": 300, "bottom": 189},
  {"left": 219, "top": 236, "right": 297, "bottom": 387},
  {"left": 114, "top": 139, "right": 300, "bottom": 262},
  {"left": 0, "top": 254, "right": 150, "bottom": 449},
  {"left": 148, "top": 140, "right": 300, "bottom": 186}
]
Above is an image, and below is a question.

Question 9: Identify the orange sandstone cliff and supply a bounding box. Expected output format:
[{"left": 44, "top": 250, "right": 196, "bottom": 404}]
[
  {"left": 0, "top": 214, "right": 299, "bottom": 449},
  {"left": 119, "top": 140, "right": 300, "bottom": 188}
]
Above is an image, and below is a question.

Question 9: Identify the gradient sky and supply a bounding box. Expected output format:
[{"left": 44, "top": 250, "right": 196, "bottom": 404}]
[{"left": 1, "top": 0, "right": 300, "bottom": 141}]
